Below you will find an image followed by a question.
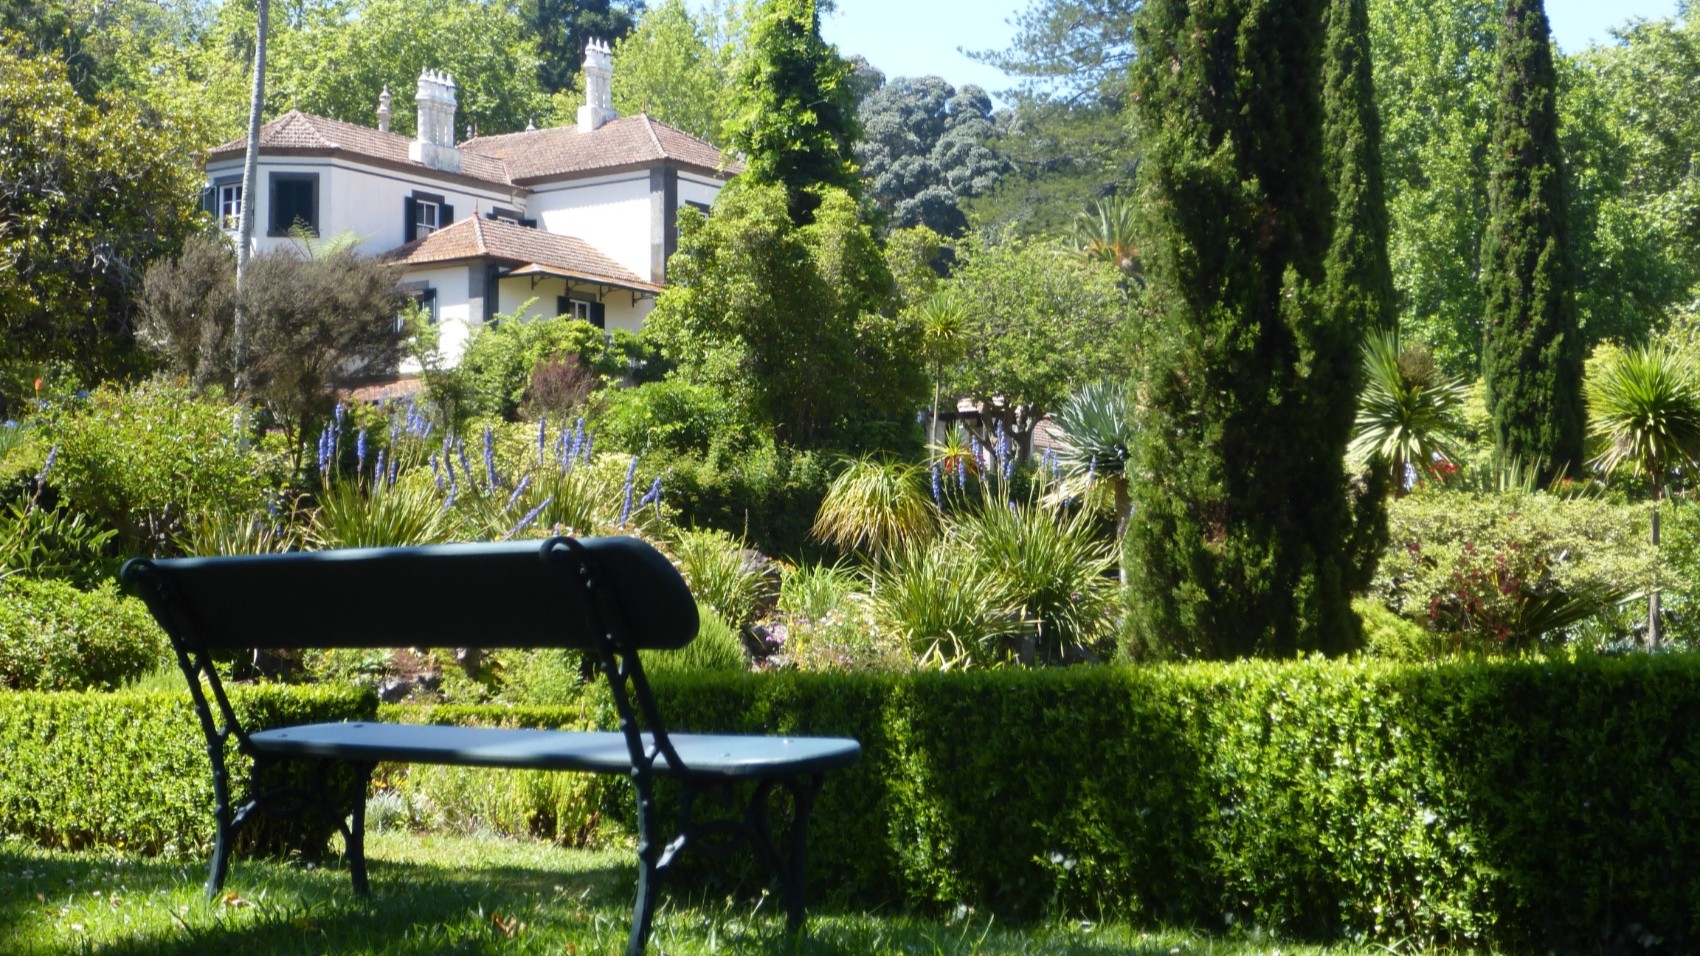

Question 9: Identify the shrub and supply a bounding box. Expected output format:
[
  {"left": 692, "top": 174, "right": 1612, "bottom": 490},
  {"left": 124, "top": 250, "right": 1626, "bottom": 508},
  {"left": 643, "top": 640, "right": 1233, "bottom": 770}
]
[
  {"left": 592, "top": 378, "right": 762, "bottom": 456},
  {"left": 955, "top": 498, "right": 1116, "bottom": 663},
  {"left": 0, "top": 577, "right": 165, "bottom": 690},
  {"left": 0, "top": 685, "right": 373, "bottom": 856},
  {"left": 667, "top": 528, "right": 765, "bottom": 630},
  {"left": 869, "top": 541, "right": 1012, "bottom": 666},
  {"left": 456, "top": 315, "right": 644, "bottom": 420},
  {"left": 645, "top": 604, "right": 748, "bottom": 675},
  {"left": 45, "top": 381, "right": 290, "bottom": 555},
  {"left": 653, "top": 443, "right": 832, "bottom": 561}
]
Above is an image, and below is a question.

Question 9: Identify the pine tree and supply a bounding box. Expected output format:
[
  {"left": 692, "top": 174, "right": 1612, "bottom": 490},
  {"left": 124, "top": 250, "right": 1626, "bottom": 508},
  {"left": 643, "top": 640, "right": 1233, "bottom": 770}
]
[
  {"left": 723, "top": 0, "right": 860, "bottom": 224},
  {"left": 1480, "top": 0, "right": 1583, "bottom": 482},
  {"left": 1125, "top": 0, "right": 1366, "bottom": 659}
]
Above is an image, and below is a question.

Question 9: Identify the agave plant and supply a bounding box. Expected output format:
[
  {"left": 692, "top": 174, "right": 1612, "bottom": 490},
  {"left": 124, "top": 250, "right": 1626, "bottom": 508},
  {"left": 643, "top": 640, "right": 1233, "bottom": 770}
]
[
  {"left": 1586, "top": 341, "right": 1700, "bottom": 646},
  {"left": 1349, "top": 329, "right": 1468, "bottom": 496},
  {"left": 812, "top": 457, "right": 940, "bottom": 562},
  {"left": 308, "top": 471, "right": 455, "bottom": 549},
  {"left": 1050, "top": 379, "right": 1137, "bottom": 556}
]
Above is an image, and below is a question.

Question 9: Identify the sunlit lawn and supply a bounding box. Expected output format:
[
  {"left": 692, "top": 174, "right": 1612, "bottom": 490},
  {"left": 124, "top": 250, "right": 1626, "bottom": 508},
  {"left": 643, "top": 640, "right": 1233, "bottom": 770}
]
[{"left": 1, "top": 831, "right": 1472, "bottom": 955}]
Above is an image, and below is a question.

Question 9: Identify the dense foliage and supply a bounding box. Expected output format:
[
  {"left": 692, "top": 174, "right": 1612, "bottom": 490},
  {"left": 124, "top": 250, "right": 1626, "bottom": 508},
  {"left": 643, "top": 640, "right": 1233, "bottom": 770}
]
[
  {"left": 855, "top": 75, "right": 1007, "bottom": 235},
  {"left": 0, "top": 578, "right": 163, "bottom": 690},
  {"left": 1480, "top": 0, "right": 1584, "bottom": 482}
]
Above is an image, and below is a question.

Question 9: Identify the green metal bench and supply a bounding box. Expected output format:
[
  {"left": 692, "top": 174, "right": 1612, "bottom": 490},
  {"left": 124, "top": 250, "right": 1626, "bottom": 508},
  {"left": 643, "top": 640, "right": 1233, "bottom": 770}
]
[{"left": 122, "top": 535, "right": 861, "bottom": 956}]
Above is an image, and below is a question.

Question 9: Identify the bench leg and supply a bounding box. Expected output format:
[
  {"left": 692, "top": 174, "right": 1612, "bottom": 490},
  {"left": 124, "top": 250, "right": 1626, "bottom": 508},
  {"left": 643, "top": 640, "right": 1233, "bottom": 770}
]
[
  {"left": 781, "top": 776, "right": 821, "bottom": 935},
  {"left": 344, "top": 763, "right": 375, "bottom": 897},
  {"left": 626, "top": 772, "right": 663, "bottom": 956}
]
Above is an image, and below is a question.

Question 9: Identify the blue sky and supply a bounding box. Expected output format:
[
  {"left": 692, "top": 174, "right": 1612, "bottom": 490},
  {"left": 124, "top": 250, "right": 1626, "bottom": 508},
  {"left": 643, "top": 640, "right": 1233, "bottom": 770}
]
[{"left": 794, "top": 0, "right": 1685, "bottom": 100}]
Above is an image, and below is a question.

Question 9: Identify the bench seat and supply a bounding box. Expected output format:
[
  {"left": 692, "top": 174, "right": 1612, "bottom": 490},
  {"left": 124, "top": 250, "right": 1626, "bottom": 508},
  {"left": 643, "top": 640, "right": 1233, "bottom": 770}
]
[{"left": 253, "top": 722, "right": 862, "bottom": 778}]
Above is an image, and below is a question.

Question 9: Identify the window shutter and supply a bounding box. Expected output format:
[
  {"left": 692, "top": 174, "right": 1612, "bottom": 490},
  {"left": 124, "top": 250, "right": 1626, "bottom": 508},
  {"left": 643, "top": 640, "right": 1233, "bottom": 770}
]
[
  {"left": 519, "top": 218, "right": 537, "bottom": 229},
  {"left": 590, "top": 301, "right": 606, "bottom": 329},
  {"left": 557, "top": 296, "right": 570, "bottom": 317},
  {"left": 404, "top": 196, "right": 418, "bottom": 243},
  {"left": 441, "top": 204, "right": 454, "bottom": 226}
]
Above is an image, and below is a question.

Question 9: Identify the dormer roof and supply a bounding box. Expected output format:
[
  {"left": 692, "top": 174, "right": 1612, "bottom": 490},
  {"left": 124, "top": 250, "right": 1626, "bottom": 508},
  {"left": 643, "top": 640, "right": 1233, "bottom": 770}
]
[
  {"left": 206, "top": 110, "right": 738, "bottom": 189},
  {"left": 386, "top": 216, "right": 662, "bottom": 293}
]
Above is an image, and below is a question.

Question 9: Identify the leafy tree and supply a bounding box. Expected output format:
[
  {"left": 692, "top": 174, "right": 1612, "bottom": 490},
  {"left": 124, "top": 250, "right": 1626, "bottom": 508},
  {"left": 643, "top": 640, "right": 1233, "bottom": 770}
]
[
  {"left": 1586, "top": 342, "right": 1700, "bottom": 647},
  {"left": 0, "top": 37, "right": 203, "bottom": 415},
  {"left": 643, "top": 183, "right": 923, "bottom": 446},
  {"left": 944, "top": 233, "right": 1127, "bottom": 461},
  {"left": 137, "top": 237, "right": 407, "bottom": 454},
  {"left": 1480, "top": 0, "right": 1583, "bottom": 482},
  {"left": 267, "top": 0, "right": 548, "bottom": 138},
  {"left": 1368, "top": 0, "right": 1497, "bottom": 372},
  {"left": 523, "top": 0, "right": 643, "bottom": 96},
  {"left": 722, "top": 0, "right": 859, "bottom": 223},
  {"left": 855, "top": 76, "right": 1008, "bottom": 235},
  {"left": 1127, "top": 0, "right": 1367, "bottom": 660},
  {"left": 612, "top": 0, "right": 727, "bottom": 139}
]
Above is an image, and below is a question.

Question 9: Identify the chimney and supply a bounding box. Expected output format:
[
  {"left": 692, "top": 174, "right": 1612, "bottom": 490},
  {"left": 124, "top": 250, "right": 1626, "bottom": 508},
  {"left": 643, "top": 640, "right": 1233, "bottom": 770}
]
[
  {"left": 377, "top": 85, "right": 391, "bottom": 133},
  {"left": 409, "top": 69, "right": 463, "bottom": 173},
  {"left": 577, "top": 39, "right": 618, "bottom": 133}
]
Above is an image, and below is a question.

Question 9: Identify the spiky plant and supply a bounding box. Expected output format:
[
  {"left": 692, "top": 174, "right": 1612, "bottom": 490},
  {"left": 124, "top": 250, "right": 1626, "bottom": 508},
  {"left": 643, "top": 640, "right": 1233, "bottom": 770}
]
[
  {"left": 308, "top": 472, "right": 454, "bottom": 549},
  {"left": 1050, "top": 380, "right": 1137, "bottom": 567},
  {"left": 868, "top": 540, "right": 1011, "bottom": 668},
  {"left": 914, "top": 289, "right": 968, "bottom": 442},
  {"left": 1349, "top": 329, "right": 1468, "bottom": 496},
  {"left": 1071, "top": 195, "right": 1140, "bottom": 281},
  {"left": 1586, "top": 341, "right": 1700, "bottom": 645},
  {"left": 668, "top": 527, "right": 766, "bottom": 631},
  {"left": 812, "top": 457, "right": 939, "bottom": 562}
]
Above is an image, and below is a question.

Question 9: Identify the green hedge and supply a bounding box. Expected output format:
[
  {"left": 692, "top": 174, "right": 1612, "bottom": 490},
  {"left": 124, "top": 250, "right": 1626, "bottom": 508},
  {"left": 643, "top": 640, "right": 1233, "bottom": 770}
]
[
  {"left": 0, "top": 685, "right": 374, "bottom": 857},
  {"left": 391, "top": 657, "right": 1700, "bottom": 950},
  {"left": 0, "top": 577, "right": 165, "bottom": 690}
]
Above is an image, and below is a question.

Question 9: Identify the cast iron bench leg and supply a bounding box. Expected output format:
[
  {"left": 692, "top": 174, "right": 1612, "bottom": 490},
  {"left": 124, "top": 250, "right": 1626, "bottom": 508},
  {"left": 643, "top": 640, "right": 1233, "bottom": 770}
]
[
  {"left": 346, "top": 763, "right": 375, "bottom": 896},
  {"left": 626, "top": 771, "right": 663, "bottom": 956},
  {"left": 784, "top": 775, "right": 821, "bottom": 934}
]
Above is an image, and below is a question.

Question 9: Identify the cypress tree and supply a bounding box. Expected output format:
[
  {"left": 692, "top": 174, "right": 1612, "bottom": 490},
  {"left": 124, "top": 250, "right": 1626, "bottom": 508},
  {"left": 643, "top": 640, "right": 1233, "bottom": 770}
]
[
  {"left": 1126, "top": 0, "right": 1365, "bottom": 658},
  {"left": 1480, "top": 0, "right": 1583, "bottom": 481},
  {"left": 1322, "top": 0, "right": 1394, "bottom": 589}
]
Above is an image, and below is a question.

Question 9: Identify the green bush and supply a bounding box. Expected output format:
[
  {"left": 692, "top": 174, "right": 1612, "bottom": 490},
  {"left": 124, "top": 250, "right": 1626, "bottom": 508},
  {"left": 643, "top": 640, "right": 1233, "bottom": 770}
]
[
  {"left": 0, "top": 577, "right": 165, "bottom": 690},
  {"left": 645, "top": 604, "right": 748, "bottom": 675},
  {"left": 652, "top": 443, "right": 832, "bottom": 561},
  {"left": 456, "top": 314, "right": 644, "bottom": 420},
  {"left": 667, "top": 529, "right": 765, "bottom": 629},
  {"left": 44, "top": 381, "right": 290, "bottom": 555},
  {"left": 592, "top": 378, "right": 763, "bottom": 456},
  {"left": 0, "top": 685, "right": 374, "bottom": 856}
]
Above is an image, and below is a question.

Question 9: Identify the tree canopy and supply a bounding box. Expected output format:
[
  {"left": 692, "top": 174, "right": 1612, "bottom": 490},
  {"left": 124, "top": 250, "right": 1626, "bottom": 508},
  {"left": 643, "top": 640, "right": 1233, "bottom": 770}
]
[{"left": 855, "top": 76, "right": 1008, "bottom": 235}]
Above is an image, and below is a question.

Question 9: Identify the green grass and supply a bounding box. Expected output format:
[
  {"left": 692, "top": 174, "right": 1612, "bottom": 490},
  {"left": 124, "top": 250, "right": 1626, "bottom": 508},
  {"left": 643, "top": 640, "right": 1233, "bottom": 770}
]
[{"left": 0, "top": 831, "right": 1475, "bottom": 955}]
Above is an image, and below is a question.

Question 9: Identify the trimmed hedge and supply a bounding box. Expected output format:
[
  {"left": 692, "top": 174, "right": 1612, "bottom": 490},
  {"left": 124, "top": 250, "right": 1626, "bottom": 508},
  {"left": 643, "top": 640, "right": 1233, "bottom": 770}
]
[
  {"left": 0, "top": 685, "right": 374, "bottom": 857},
  {"left": 396, "top": 657, "right": 1700, "bottom": 950}
]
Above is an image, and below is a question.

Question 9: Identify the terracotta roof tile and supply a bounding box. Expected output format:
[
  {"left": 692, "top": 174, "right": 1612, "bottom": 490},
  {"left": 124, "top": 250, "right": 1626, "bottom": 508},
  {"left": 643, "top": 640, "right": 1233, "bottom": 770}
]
[
  {"left": 206, "top": 110, "right": 514, "bottom": 187},
  {"left": 462, "top": 114, "right": 740, "bottom": 182},
  {"left": 387, "top": 217, "right": 661, "bottom": 292}
]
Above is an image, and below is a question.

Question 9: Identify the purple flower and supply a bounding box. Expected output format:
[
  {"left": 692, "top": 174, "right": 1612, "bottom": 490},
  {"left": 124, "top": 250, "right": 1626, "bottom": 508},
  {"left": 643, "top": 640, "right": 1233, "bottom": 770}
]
[
  {"left": 388, "top": 452, "right": 401, "bottom": 488},
  {"left": 931, "top": 463, "right": 942, "bottom": 506},
  {"left": 356, "top": 429, "right": 368, "bottom": 473},
  {"left": 374, "top": 449, "right": 387, "bottom": 484},
  {"left": 334, "top": 402, "right": 345, "bottom": 426},
  {"left": 35, "top": 444, "right": 58, "bottom": 485},
  {"left": 639, "top": 475, "right": 662, "bottom": 509},
  {"left": 536, "top": 418, "right": 547, "bottom": 466},
  {"left": 507, "top": 496, "right": 553, "bottom": 538},
  {"left": 430, "top": 454, "right": 443, "bottom": 490},
  {"left": 506, "top": 473, "right": 532, "bottom": 511},
  {"left": 619, "top": 455, "right": 639, "bottom": 528},
  {"left": 456, "top": 438, "right": 473, "bottom": 485},
  {"left": 482, "top": 427, "right": 497, "bottom": 491},
  {"left": 317, "top": 425, "right": 334, "bottom": 476}
]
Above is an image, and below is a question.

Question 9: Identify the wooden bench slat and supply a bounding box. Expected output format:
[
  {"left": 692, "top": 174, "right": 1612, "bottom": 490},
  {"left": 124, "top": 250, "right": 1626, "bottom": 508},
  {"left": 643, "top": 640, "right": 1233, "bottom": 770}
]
[{"left": 252, "top": 723, "right": 862, "bottom": 777}]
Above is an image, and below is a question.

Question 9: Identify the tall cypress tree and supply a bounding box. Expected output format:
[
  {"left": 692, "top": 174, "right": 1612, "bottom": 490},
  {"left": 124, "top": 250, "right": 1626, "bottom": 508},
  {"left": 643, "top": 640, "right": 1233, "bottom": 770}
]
[
  {"left": 1126, "top": 0, "right": 1365, "bottom": 659},
  {"left": 1322, "top": 0, "right": 1394, "bottom": 586},
  {"left": 1480, "top": 0, "right": 1583, "bottom": 481}
]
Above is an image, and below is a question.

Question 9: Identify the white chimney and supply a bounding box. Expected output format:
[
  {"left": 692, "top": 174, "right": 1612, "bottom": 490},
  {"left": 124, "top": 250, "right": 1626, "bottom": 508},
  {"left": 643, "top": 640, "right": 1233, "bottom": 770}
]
[
  {"left": 409, "top": 69, "right": 463, "bottom": 172},
  {"left": 577, "top": 39, "right": 618, "bottom": 133},
  {"left": 377, "top": 85, "right": 392, "bottom": 133}
]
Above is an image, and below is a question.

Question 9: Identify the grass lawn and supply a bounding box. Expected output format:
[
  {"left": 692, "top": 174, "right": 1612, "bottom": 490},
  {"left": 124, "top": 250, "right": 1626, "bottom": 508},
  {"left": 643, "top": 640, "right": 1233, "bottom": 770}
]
[{"left": 0, "top": 831, "right": 1469, "bottom": 955}]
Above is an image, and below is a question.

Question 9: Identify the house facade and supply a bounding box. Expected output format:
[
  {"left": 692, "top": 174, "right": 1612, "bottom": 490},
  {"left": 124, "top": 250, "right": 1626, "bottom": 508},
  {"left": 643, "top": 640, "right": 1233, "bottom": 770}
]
[{"left": 201, "top": 41, "right": 736, "bottom": 367}]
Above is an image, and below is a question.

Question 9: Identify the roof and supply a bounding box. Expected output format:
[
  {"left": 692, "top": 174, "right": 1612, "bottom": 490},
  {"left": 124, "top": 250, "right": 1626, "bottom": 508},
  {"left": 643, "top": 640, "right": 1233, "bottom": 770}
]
[
  {"left": 207, "top": 110, "right": 739, "bottom": 188},
  {"left": 205, "top": 111, "right": 514, "bottom": 187},
  {"left": 461, "top": 114, "right": 741, "bottom": 183},
  {"left": 386, "top": 217, "right": 663, "bottom": 293}
]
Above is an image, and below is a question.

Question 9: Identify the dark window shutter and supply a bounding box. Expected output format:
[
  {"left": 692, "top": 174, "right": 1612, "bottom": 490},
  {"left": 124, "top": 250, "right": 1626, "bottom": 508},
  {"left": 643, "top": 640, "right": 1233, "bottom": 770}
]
[
  {"left": 590, "top": 301, "right": 606, "bottom": 329},
  {"left": 519, "top": 218, "right": 537, "bottom": 229},
  {"left": 441, "top": 204, "right": 454, "bottom": 226},
  {"left": 557, "top": 296, "right": 570, "bottom": 317},
  {"left": 404, "top": 196, "right": 418, "bottom": 243}
]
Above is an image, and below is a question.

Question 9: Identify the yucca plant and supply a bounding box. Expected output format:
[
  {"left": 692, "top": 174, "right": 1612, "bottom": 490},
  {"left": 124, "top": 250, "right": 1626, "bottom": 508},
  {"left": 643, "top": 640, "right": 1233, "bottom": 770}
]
[
  {"left": 180, "top": 506, "right": 300, "bottom": 556},
  {"left": 812, "top": 457, "right": 940, "bottom": 563},
  {"left": 1050, "top": 379, "right": 1137, "bottom": 581},
  {"left": 777, "top": 561, "right": 861, "bottom": 622},
  {"left": 1071, "top": 194, "right": 1141, "bottom": 282},
  {"left": 1349, "top": 329, "right": 1468, "bottom": 496},
  {"left": 954, "top": 497, "right": 1116, "bottom": 664},
  {"left": 1586, "top": 341, "right": 1700, "bottom": 646},
  {"left": 913, "top": 289, "right": 968, "bottom": 442},
  {"left": 869, "top": 540, "right": 1012, "bottom": 668}
]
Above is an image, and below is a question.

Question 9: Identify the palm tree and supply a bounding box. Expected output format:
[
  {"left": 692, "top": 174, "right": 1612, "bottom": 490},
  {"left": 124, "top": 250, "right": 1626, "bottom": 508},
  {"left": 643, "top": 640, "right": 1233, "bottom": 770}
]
[
  {"left": 233, "top": 0, "right": 271, "bottom": 393},
  {"left": 1586, "top": 342, "right": 1700, "bottom": 647},
  {"left": 1071, "top": 195, "right": 1140, "bottom": 283},
  {"left": 914, "top": 289, "right": 967, "bottom": 444},
  {"left": 811, "top": 457, "right": 939, "bottom": 563},
  {"left": 1050, "top": 379, "right": 1137, "bottom": 583},
  {"left": 1349, "top": 329, "right": 1468, "bottom": 497}
]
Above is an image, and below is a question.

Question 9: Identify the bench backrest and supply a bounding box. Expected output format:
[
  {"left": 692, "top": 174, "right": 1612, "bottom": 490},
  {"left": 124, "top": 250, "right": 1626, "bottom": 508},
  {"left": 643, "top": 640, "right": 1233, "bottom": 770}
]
[{"left": 122, "top": 536, "right": 698, "bottom": 653}]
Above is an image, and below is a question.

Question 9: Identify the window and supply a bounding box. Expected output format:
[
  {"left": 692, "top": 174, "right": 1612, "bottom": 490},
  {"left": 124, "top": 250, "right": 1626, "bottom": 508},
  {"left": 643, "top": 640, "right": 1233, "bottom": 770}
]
[
  {"left": 398, "top": 285, "right": 436, "bottom": 333},
  {"left": 216, "top": 182, "right": 243, "bottom": 230},
  {"left": 267, "top": 172, "right": 319, "bottom": 236},
  {"left": 557, "top": 296, "right": 605, "bottom": 329},
  {"left": 404, "top": 191, "right": 453, "bottom": 242}
]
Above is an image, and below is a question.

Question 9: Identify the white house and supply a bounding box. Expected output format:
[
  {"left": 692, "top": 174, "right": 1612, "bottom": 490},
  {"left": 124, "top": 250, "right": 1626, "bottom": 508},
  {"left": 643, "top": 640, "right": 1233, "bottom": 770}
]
[{"left": 201, "top": 41, "right": 737, "bottom": 368}]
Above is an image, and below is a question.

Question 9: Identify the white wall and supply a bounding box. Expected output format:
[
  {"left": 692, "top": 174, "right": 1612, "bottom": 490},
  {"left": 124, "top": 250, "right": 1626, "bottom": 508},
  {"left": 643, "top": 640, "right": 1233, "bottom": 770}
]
[
  {"left": 398, "top": 264, "right": 476, "bottom": 371},
  {"left": 204, "top": 156, "right": 522, "bottom": 258},
  {"left": 494, "top": 275, "right": 653, "bottom": 335},
  {"left": 526, "top": 173, "right": 653, "bottom": 280},
  {"left": 677, "top": 172, "right": 723, "bottom": 209}
]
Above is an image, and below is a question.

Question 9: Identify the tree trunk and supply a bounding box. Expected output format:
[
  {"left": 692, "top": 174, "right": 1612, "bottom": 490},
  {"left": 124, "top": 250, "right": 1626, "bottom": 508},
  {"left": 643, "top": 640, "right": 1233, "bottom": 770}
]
[
  {"left": 1649, "top": 482, "right": 1662, "bottom": 648},
  {"left": 233, "top": 0, "right": 270, "bottom": 394},
  {"left": 1113, "top": 476, "right": 1131, "bottom": 586}
]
